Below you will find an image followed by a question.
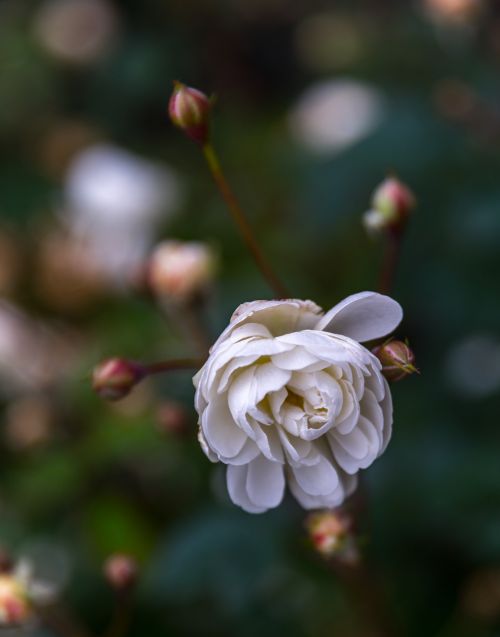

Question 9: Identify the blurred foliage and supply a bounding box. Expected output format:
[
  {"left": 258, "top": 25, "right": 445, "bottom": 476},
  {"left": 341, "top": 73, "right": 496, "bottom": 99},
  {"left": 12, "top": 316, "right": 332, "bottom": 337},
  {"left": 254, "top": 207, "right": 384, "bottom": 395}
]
[{"left": 1, "top": 0, "right": 500, "bottom": 636}]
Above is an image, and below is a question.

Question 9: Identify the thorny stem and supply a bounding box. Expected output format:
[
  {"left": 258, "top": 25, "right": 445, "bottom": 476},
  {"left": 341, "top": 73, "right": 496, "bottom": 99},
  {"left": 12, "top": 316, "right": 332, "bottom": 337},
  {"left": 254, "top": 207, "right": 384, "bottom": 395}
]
[{"left": 202, "top": 143, "right": 290, "bottom": 299}]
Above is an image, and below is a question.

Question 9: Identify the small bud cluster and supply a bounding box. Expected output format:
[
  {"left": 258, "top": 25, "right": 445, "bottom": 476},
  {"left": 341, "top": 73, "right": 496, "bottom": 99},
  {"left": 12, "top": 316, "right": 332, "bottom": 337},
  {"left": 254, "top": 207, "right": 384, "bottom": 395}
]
[
  {"left": 363, "top": 177, "right": 415, "bottom": 236},
  {"left": 168, "top": 82, "right": 211, "bottom": 145},
  {"left": 305, "top": 510, "right": 354, "bottom": 559},
  {"left": 0, "top": 575, "right": 31, "bottom": 626},
  {"left": 372, "top": 339, "right": 418, "bottom": 382}
]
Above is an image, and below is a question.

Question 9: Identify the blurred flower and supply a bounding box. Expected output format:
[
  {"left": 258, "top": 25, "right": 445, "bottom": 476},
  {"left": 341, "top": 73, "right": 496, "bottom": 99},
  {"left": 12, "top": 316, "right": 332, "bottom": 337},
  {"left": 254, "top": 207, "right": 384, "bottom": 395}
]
[
  {"left": 104, "top": 554, "right": 138, "bottom": 591},
  {"left": 289, "top": 79, "right": 385, "bottom": 155},
  {"left": 155, "top": 400, "right": 190, "bottom": 436},
  {"left": 372, "top": 340, "right": 418, "bottom": 382},
  {"left": 61, "top": 144, "right": 181, "bottom": 285},
  {"left": 306, "top": 509, "right": 352, "bottom": 557},
  {"left": 446, "top": 334, "right": 500, "bottom": 398},
  {"left": 0, "top": 559, "right": 56, "bottom": 627},
  {"left": 194, "top": 293, "right": 402, "bottom": 513},
  {"left": 363, "top": 177, "right": 416, "bottom": 236},
  {"left": 0, "top": 571, "right": 31, "bottom": 627},
  {"left": 148, "top": 240, "right": 217, "bottom": 302},
  {"left": 4, "top": 395, "right": 55, "bottom": 451},
  {"left": 295, "top": 12, "right": 365, "bottom": 73},
  {"left": 169, "top": 83, "right": 211, "bottom": 145},
  {"left": 462, "top": 568, "right": 500, "bottom": 620},
  {"left": 422, "top": 0, "right": 484, "bottom": 27},
  {"left": 33, "top": 0, "right": 119, "bottom": 65},
  {"left": 92, "top": 358, "right": 145, "bottom": 401},
  {"left": 0, "top": 301, "right": 79, "bottom": 396},
  {"left": 35, "top": 229, "right": 108, "bottom": 313}
]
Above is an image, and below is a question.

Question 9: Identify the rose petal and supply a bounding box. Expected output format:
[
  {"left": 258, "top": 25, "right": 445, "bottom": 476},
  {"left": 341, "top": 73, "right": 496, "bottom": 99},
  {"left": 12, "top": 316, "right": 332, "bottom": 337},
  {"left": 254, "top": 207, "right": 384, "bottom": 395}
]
[
  {"left": 292, "top": 455, "right": 339, "bottom": 496},
  {"left": 212, "top": 299, "right": 322, "bottom": 349},
  {"left": 315, "top": 292, "right": 403, "bottom": 342},
  {"left": 226, "top": 464, "right": 267, "bottom": 513},
  {"left": 246, "top": 455, "right": 285, "bottom": 509},
  {"left": 202, "top": 397, "right": 247, "bottom": 459}
]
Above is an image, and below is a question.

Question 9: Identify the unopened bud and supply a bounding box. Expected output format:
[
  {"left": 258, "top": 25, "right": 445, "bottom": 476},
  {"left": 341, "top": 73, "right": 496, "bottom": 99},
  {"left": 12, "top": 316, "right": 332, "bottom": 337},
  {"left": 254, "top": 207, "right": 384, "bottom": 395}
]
[
  {"left": 92, "top": 358, "right": 145, "bottom": 401},
  {"left": 148, "top": 240, "right": 217, "bottom": 302},
  {"left": 0, "top": 574, "right": 31, "bottom": 626},
  {"left": 372, "top": 339, "right": 418, "bottom": 382},
  {"left": 104, "top": 554, "right": 138, "bottom": 591},
  {"left": 306, "top": 510, "right": 352, "bottom": 557},
  {"left": 168, "top": 82, "right": 211, "bottom": 145},
  {"left": 364, "top": 177, "right": 416, "bottom": 235}
]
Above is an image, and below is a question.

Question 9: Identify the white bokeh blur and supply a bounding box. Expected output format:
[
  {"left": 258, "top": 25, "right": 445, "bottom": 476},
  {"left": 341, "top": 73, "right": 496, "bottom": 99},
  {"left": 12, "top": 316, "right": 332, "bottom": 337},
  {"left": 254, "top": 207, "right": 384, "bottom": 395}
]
[
  {"left": 61, "top": 144, "right": 182, "bottom": 285},
  {"left": 288, "top": 79, "right": 385, "bottom": 155}
]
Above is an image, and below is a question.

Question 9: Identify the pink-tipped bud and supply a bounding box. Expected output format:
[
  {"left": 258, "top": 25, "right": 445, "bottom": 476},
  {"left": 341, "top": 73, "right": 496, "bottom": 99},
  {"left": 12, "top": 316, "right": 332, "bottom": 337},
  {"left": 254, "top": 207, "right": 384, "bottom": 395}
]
[
  {"left": 373, "top": 177, "right": 415, "bottom": 224},
  {"left": 148, "top": 240, "right": 217, "bottom": 302},
  {"left": 372, "top": 339, "right": 418, "bottom": 382},
  {"left": 305, "top": 510, "right": 352, "bottom": 558},
  {"left": 104, "top": 554, "right": 138, "bottom": 591},
  {"left": 168, "top": 82, "right": 211, "bottom": 145},
  {"left": 0, "top": 574, "right": 31, "bottom": 626},
  {"left": 92, "top": 358, "right": 145, "bottom": 401},
  {"left": 364, "top": 177, "right": 416, "bottom": 235}
]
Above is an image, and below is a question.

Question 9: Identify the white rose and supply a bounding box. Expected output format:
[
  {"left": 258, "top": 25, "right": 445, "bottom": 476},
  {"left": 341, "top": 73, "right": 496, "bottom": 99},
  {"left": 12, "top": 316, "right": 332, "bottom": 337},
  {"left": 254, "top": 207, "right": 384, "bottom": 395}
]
[{"left": 194, "top": 292, "right": 402, "bottom": 513}]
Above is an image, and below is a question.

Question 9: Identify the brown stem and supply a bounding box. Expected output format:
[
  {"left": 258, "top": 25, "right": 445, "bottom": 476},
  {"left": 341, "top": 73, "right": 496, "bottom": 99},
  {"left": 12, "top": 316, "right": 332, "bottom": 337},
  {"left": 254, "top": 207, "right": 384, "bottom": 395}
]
[
  {"left": 378, "top": 230, "right": 403, "bottom": 295},
  {"left": 37, "top": 604, "right": 95, "bottom": 637},
  {"left": 331, "top": 558, "right": 401, "bottom": 637},
  {"left": 202, "top": 143, "right": 290, "bottom": 299},
  {"left": 144, "top": 357, "right": 204, "bottom": 376},
  {"left": 102, "top": 591, "right": 133, "bottom": 637}
]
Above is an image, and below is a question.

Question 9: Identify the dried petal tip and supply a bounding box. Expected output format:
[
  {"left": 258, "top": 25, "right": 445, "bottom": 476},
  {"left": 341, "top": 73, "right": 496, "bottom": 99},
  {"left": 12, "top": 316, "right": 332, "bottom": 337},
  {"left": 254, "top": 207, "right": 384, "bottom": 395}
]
[
  {"left": 104, "top": 554, "right": 138, "bottom": 591},
  {"left": 306, "top": 510, "right": 352, "bottom": 558},
  {"left": 364, "top": 177, "right": 416, "bottom": 235},
  {"left": 168, "top": 82, "right": 211, "bottom": 145},
  {"left": 372, "top": 339, "right": 418, "bottom": 382},
  {"left": 92, "top": 358, "right": 145, "bottom": 401}
]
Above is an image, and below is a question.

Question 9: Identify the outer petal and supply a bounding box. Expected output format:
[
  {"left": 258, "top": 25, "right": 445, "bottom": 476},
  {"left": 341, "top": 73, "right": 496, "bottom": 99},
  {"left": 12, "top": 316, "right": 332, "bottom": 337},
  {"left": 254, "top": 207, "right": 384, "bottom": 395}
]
[
  {"left": 212, "top": 299, "right": 322, "bottom": 349},
  {"left": 314, "top": 292, "right": 403, "bottom": 342},
  {"left": 226, "top": 464, "right": 267, "bottom": 513},
  {"left": 246, "top": 455, "right": 285, "bottom": 509}
]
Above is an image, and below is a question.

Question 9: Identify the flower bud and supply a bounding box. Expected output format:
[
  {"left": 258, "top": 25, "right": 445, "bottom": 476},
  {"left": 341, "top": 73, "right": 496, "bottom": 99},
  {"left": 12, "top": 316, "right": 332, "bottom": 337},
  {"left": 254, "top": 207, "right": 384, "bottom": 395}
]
[
  {"left": 148, "top": 240, "right": 217, "bottom": 302},
  {"left": 364, "top": 177, "right": 416, "bottom": 235},
  {"left": 372, "top": 339, "right": 418, "bottom": 382},
  {"left": 0, "top": 574, "right": 31, "bottom": 626},
  {"left": 168, "top": 82, "right": 211, "bottom": 145},
  {"left": 104, "top": 554, "right": 138, "bottom": 591},
  {"left": 305, "top": 510, "right": 351, "bottom": 557},
  {"left": 92, "top": 358, "right": 145, "bottom": 401}
]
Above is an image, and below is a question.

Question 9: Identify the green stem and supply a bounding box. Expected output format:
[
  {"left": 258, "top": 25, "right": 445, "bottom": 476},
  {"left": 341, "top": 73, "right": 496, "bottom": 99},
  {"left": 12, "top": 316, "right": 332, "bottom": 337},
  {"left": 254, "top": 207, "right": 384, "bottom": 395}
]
[{"left": 202, "top": 143, "right": 290, "bottom": 299}]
